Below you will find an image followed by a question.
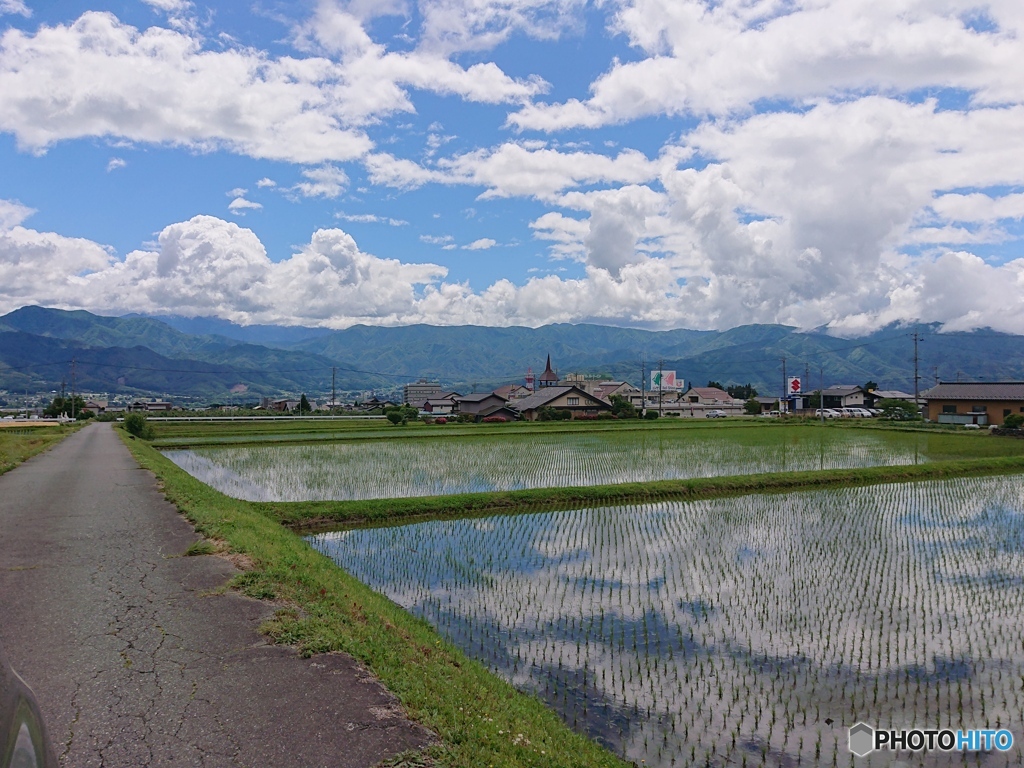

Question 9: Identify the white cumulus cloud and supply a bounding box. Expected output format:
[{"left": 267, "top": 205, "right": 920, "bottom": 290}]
[
  {"left": 293, "top": 164, "right": 348, "bottom": 199},
  {"left": 0, "top": 198, "right": 35, "bottom": 229},
  {"left": 2, "top": 214, "right": 1023, "bottom": 334},
  {"left": 227, "top": 197, "right": 263, "bottom": 214}
]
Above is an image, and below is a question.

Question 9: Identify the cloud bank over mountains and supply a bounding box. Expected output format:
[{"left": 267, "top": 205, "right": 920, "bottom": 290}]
[{"left": 1, "top": 0, "right": 1023, "bottom": 334}]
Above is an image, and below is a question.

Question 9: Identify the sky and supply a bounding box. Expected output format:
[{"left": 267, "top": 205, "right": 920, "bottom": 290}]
[{"left": 1, "top": 0, "right": 1023, "bottom": 335}]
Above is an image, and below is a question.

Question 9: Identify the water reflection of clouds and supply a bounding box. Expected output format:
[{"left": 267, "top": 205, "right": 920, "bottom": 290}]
[{"left": 311, "top": 474, "right": 1024, "bottom": 768}]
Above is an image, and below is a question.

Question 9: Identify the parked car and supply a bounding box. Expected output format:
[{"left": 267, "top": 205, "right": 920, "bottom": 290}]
[
  {"left": 814, "top": 408, "right": 840, "bottom": 418},
  {"left": 705, "top": 409, "right": 727, "bottom": 418}
]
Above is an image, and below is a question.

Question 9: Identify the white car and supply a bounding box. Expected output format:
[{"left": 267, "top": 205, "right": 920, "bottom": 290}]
[
  {"left": 814, "top": 408, "right": 839, "bottom": 418},
  {"left": 705, "top": 409, "right": 727, "bottom": 418}
]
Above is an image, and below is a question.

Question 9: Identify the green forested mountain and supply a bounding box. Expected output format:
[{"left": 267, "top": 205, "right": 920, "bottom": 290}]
[
  {"left": 2, "top": 306, "right": 1023, "bottom": 400},
  {"left": 295, "top": 321, "right": 1024, "bottom": 396},
  {"left": 0, "top": 305, "right": 238, "bottom": 358}
]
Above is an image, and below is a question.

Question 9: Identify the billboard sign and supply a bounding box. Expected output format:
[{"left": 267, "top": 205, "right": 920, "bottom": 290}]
[
  {"left": 652, "top": 370, "right": 681, "bottom": 390},
  {"left": 788, "top": 376, "right": 802, "bottom": 395}
]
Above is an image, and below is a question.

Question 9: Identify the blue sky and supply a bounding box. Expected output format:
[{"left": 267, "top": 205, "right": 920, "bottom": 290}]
[{"left": 1, "top": 0, "right": 1023, "bottom": 334}]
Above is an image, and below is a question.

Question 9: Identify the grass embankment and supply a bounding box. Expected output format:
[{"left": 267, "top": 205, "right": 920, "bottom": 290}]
[
  {"left": 122, "top": 433, "right": 629, "bottom": 768},
  {"left": 0, "top": 424, "right": 79, "bottom": 475}
]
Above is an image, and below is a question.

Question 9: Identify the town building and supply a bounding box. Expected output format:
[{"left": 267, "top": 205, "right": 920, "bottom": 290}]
[
  {"left": 492, "top": 384, "right": 533, "bottom": 401},
  {"left": 681, "top": 386, "right": 733, "bottom": 405},
  {"left": 820, "top": 385, "right": 870, "bottom": 410},
  {"left": 403, "top": 379, "right": 443, "bottom": 406},
  {"left": 268, "top": 398, "right": 299, "bottom": 412},
  {"left": 511, "top": 386, "right": 611, "bottom": 421},
  {"left": 922, "top": 382, "right": 1024, "bottom": 426},
  {"left": 475, "top": 405, "right": 520, "bottom": 422},
  {"left": 455, "top": 392, "right": 509, "bottom": 417},
  {"left": 422, "top": 399, "right": 457, "bottom": 415},
  {"left": 872, "top": 389, "right": 917, "bottom": 402},
  {"left": 128, "top": 400, "right": 174, "bottom": 412},
  {"left": 538, "top": 355, "right": 558, "bottom": 388}
]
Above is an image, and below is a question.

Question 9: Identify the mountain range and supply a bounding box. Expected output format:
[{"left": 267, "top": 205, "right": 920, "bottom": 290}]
[{"left": 2, "top": 306, "right": 1023, "bottom": 402}]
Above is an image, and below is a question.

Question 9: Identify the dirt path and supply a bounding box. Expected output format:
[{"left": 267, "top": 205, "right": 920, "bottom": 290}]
[{"left": 0, "top": 422, "right": 433, "bottom": 767}]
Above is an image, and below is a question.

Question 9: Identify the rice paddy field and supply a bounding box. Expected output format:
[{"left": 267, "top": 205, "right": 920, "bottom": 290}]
[
  {"left": 162, "top": 425, "right": 1021, "bottom": 502},
  {"left": 310, "top": 474, "right": 1024, "bottom": 767}
]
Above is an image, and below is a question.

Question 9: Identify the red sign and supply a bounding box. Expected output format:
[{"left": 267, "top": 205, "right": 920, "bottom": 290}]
[{"left": 789, "top": 377, "right": 802, "bottom": 393}]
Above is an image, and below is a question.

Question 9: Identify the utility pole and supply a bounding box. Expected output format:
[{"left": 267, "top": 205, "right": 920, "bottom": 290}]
[
  {"left": 804, "top": 362, "right": 809, "bottom": 414},
  {"left": 332, "top": 366, "right": 336, "bottom": 412},
  {"left": 71, "top": 358, "right": 77, "bottom": 421},
  {"left": 820, "top": 364, "right": 825, "bottom": 424},
  {"left": 640, "top": 355, "right": 646, "bottom": 418},
  {"left": 781, "top": 357, "right": 787, "bottom": 415},
  {"left": 933, "top": 367, "right": 939, "bottom": 385},
  {"left": 658, "top": 359, "right": 664, "bottom": 418},
  {"left": 912, "top": 332, "right": 921, "bottom": 414}
]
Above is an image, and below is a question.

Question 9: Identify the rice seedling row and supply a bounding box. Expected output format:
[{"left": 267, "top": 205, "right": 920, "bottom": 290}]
[
  {"left": 311, "top": 474, "right": 1024, "bottom": 767},
  {"left": 165, "top": 427, "right": 964, "bottom": 502}
]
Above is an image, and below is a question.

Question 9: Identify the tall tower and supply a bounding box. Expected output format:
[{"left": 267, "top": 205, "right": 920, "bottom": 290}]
[
  {"left": 525, "top": 367, "right": 535, "bottom": 392},
  {"left": 539, "top": 354, "right": 558, "bottom": 388}
]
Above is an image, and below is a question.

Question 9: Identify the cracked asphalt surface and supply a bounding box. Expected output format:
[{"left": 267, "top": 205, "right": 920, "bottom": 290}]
[{"left": 0, "top": 423, "right": 435, "bottom": 766}]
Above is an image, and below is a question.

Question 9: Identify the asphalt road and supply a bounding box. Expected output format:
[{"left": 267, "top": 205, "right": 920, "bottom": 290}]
[{"left": 0, "top": 422, "right": 434, "bottom": 767}]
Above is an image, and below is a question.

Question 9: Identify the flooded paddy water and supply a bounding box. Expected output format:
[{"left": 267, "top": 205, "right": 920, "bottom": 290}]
[
  {"left": 165, "top": 426, "right": 949, "bottom": 502},
  {"left": 311, "top": 475, "right": 1024, "bottom": 767}
]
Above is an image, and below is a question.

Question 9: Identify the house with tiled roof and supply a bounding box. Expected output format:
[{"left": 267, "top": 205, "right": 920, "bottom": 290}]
[
  {"left": 681, "top": 386, "right": 734, "bottom": 405},
  {"left": 821, "top": 385, "right": 869, "bottom": 410},
  {"left": 454, "top": 392, "right": 508, "bottom": 417},
  {"left": 922, "top": 382, "right": 1024, "bottom": 426},
  {"left": 510, "top": 386, "right": 611, "bottom": 421},
  {"left": 492, "top": 384, "right": 532, "bottom": 400}
]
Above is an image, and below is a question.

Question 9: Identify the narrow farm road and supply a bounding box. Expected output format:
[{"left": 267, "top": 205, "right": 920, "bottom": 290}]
[{"left": 0, "top": 422, "right": 433, "bottom": 767}]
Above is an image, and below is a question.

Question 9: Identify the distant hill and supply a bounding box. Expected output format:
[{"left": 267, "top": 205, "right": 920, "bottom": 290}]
[
  {"left": 2, "top": 306, "right": 1023, "bottom": 401},
  {"left": 138, "top": 314, "right": 333, "bottom": 348},
  {"left": 0, "top": 307, "right": 352, "bottom": 399},
  {"left": 290, "top": 321, "right": 1024, "bottom": 396}
]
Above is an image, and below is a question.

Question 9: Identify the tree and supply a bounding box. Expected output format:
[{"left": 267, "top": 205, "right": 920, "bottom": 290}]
[
  {"left": 298, "top": 394, "right": 311, "bottom": 414},
  {"left": 44, "top": 395, "right": 86, "bottom": 418},
  {"left": 707, "top": 380, "right": 724, "bottom": 390},
  {"left": 609, "top": 395, "right": 637, "bottom": 419},
  {"left": 1004, "top": 413, "right": 1024, "bottom": 429},
  {"left": 728, "top": 383, "right": 758, "bottom": 400},
  {"left": 385, "top": 404, "right": 418, "bottom": 425},
  {"left": 878, "top": 398, "right": 919, "bottom": 420},
  {"left": 744, "top": 398, "right": 762, "bottom": 415},
  {"left": 863, "top": 381, "right": 878, "bottom": 392},
  {"left": 807, "top": 390, "right": 822, "bottom": 409},
  {"left": 123, "top": 412, "right": 154, "bottom": 439}
]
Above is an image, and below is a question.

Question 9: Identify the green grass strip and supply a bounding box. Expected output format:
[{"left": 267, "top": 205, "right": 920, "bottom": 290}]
[
  {"left": 0, "top": 424, "right": 80, "bottom": 475},
  {"left": 267, "top": 455, "right": 1024, "bottom": 531},
  {"left": 121, "top": 431, "right": 630, "bottom": 768}
]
